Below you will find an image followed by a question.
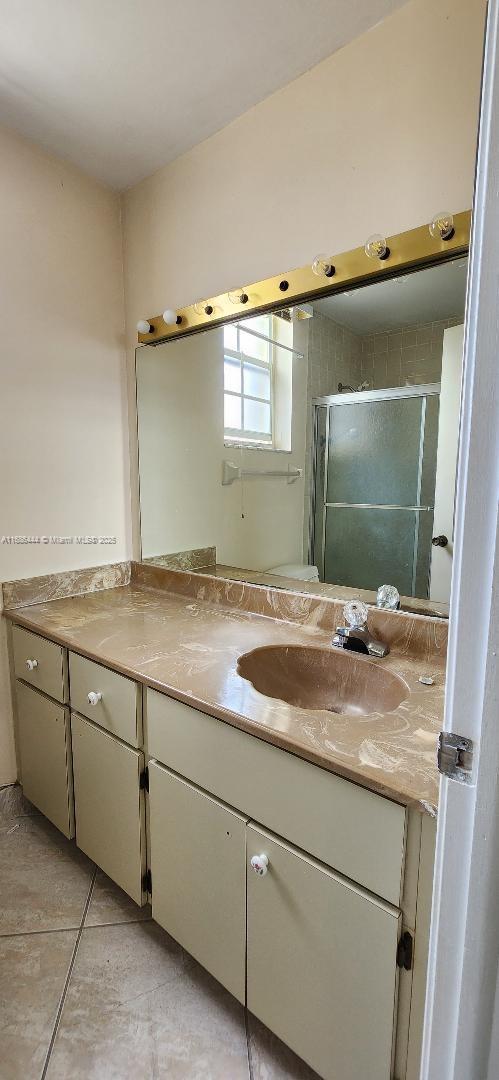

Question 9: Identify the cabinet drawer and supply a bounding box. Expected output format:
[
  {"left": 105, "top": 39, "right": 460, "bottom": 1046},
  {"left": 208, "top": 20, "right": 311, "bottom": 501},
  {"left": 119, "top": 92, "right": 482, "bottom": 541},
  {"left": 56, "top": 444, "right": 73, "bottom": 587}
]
[
  {"left": 149, "top": 763, "right": 247, "bottom": 1003},
  {"left": 69, "top": 652, "right": 141, "bottom": 747},
  {"left": 71, "top": 713, "right": 146, "bottom": 904},
  {"left": 13, "top": 625, "right": 67, "bottom": 703},
  {"left": 16, "top": 681, "right": 74, "bottom": 837},
  {"left": 247, "top": 824, "right": 400, "bottom": 1080},
  {"left": 147, "top": 689, "right": 406, "bottom": 905}
]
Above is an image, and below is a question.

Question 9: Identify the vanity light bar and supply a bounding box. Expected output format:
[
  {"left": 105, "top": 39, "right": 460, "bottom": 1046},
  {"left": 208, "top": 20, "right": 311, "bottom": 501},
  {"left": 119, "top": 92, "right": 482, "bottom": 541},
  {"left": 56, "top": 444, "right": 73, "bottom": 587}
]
[{"left": 136, "top": 209, "right": 471, "bottom": 345}]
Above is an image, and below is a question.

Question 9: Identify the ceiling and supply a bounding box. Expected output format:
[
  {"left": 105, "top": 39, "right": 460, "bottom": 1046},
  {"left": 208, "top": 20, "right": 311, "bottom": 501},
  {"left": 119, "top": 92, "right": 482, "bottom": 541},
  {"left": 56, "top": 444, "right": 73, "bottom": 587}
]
[
  {"left": 313, "top": 258, "right": 468, "bottom": 334},
  {"left": 0, "top": 0, "right": 408, "bottom": 190}
]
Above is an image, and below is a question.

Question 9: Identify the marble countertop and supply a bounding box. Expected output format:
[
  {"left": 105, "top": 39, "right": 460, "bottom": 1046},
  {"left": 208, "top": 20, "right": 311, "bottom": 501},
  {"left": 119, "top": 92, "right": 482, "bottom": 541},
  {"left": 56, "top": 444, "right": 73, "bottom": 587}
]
[{"left": 5, "top": 577, "right": 444, "bottom": 814}]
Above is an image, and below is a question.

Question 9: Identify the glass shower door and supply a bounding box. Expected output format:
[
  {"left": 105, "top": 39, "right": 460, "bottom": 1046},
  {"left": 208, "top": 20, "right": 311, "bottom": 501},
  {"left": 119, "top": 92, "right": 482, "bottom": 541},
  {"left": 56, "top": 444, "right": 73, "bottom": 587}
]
[{"left": 313, "top": 391, "right": 439, "bottom": 597}]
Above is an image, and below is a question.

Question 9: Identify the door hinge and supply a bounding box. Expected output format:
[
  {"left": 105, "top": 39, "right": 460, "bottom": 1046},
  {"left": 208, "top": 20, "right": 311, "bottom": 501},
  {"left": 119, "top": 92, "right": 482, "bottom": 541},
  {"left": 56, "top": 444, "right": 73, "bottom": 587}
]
[
  {"left": 142, "top": 868, "right": 152, "bottom": 894},
  {"left": 437, "top": 732, "right": 474, "bottom": 784},
  {"left": 139, "top": 766, "right": 149, "bottom": 792},
  {"left": 397, "top": 931, "right": 413, "bottom": 971}
]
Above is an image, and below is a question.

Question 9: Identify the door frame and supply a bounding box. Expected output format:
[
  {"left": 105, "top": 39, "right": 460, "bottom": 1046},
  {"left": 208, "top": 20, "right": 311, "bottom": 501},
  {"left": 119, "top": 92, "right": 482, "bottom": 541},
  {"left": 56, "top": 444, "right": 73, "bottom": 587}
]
[
  {"left": 429, "top": 323, "right": 465, "bottom": 604},
  {"left": 421, "top": 0, "right": 499, "bottom": 1076},
  {"left": 310, "top": 384, "right": 440, "bottom": 592}
]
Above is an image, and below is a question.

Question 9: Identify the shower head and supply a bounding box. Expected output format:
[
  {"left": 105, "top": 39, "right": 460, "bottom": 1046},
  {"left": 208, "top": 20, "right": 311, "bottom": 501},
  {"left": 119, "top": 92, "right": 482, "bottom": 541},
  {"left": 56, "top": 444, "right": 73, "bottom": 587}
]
[{"left": 337, "top": 381, "right": 371, "bottom": 394}]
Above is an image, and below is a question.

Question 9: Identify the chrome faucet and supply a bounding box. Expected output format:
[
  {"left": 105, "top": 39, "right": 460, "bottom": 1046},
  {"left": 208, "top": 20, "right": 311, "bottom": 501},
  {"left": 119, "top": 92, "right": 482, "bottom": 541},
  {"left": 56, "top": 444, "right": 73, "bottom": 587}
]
[{"left": 332, "top": 600, "right": 389, "bottom": 659}]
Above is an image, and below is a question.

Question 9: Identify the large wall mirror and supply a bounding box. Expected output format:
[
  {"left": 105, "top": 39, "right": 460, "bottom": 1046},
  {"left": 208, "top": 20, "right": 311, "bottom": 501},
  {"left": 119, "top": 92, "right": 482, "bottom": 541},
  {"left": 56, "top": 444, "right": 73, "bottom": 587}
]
[{"left": 136, "top": 231, "right": 468, "bottom": 617}]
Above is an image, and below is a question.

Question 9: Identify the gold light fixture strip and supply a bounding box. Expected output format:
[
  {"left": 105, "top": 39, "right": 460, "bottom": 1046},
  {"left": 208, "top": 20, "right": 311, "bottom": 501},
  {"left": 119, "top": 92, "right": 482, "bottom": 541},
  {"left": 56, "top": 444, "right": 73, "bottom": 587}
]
[{"left": 137, "top": 209, "right": 471, "bottom": 345}]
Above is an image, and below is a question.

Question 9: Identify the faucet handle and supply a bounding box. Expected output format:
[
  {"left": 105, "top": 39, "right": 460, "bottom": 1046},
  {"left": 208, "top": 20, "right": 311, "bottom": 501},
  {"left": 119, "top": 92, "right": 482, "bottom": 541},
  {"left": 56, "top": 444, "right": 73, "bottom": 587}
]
[
  {"left": 376, "top": 584, "right": 400, "bottom": 610},
  {"left": 343, "top": 599, "right": 369, "bottom": 629}
]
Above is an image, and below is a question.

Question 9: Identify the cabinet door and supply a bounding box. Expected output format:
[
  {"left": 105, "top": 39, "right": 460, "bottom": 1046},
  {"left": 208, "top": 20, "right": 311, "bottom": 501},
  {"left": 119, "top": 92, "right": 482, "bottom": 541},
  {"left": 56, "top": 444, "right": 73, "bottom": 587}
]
[
  {"left": 16, "top": 681, "right": 74, "bottom": 838},
  {"left": 71, "top": 713, "right": 146, "bottom": 904},
  {"left": 147, "top": 687, "right": 406, "bottom": 905},
  {"left": 148, "top": 762, "right": 247, "bottom": 1003},
  {"left": 247, "top": 824, "right": 401, "bottom": 1080}
]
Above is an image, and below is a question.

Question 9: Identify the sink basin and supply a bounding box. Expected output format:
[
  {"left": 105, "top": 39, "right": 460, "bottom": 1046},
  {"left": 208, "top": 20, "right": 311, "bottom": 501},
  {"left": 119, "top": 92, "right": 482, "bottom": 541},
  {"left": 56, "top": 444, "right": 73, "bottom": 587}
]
[{"left": 237, "top": 645, "right": 408, "bottom": 715}]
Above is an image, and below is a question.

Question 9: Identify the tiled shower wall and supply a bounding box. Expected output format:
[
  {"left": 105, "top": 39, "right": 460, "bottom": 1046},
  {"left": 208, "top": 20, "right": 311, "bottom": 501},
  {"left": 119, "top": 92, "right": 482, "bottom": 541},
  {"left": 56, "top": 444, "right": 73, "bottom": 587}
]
[
  {"left": 360, "top": 316, "right": 463, "bottom": 389},
  {"left": 307, "top": 311, "right": 363, "bottom": 399}
]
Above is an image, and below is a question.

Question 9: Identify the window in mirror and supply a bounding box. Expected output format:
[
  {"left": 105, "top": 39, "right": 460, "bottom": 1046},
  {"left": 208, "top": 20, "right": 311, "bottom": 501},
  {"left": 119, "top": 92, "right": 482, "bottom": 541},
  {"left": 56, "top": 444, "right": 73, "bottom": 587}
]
[{"left": 223, "top": 315, "right": 275, "bottom": 445}]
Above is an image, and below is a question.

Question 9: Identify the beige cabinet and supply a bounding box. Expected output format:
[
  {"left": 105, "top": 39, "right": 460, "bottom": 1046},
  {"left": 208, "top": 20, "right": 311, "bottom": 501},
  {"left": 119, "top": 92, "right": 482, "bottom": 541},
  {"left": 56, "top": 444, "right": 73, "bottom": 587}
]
[
  {"left": 69, "top": 652, "right": 141, "bottom": 746},
  {"left": 148, "top": 762, "right": 247, "bottom": 1003},
  {"left": 71, "top": 713, "right": 146, "bottom": 904},
  {"left": 147, "top": 687, "right": 406, "bottom": 905},
  {"left": 13, "top": 625, "right": 67, "bottom": 703},
  {"left": 247, "top": 824, "right": 401, "bottom": 1080},
  {"left": 16, "top": 681, "right": 74, "bottom": 838},
  {"left": 8, "top": 625, "right": 428, "bottom": 1079}
]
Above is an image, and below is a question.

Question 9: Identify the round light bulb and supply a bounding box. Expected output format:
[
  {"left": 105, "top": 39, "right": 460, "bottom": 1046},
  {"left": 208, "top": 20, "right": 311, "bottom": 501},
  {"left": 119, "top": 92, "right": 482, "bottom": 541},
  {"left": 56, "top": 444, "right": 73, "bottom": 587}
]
[
  {"left": 312, "top": 253, "right": 334, "bottom": 278},
  {"left": 193, "top": 300, "right": 214, "bottom": 317},
  {"left": 429, "top": 211, "right": 454, "bottom": 241},
  {"left": 136, "top": 319, "right": 151, "bottom": 334},
  {"left": 227, "top": 289, "right": 248, "bottom": 305},
  {"left": 162, "top": 308, "right": 178, "bottom": 326},
  {"left": 364, "top": 233, "right": 389, "bottom": 260}
]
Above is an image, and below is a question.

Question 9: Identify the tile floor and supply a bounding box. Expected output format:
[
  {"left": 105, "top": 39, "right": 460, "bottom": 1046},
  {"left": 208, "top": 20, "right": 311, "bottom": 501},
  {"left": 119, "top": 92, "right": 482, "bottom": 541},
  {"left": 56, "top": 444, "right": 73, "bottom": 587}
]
[{"left": 0, "top": 784, "right": 319, "bottom": 1079}]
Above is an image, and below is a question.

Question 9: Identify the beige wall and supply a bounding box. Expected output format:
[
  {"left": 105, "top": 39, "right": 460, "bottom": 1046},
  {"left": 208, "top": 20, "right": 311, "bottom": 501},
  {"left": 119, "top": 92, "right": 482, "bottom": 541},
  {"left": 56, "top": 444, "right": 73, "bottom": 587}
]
[
  {"left": 122, "top": 0, "right": 485, "bottom": 557},
  {"left": 0, "top": 127, "right": 128, "bottom": 782},
  {"left": 122, "top": 0, "right": 484, "bottom": 321}
]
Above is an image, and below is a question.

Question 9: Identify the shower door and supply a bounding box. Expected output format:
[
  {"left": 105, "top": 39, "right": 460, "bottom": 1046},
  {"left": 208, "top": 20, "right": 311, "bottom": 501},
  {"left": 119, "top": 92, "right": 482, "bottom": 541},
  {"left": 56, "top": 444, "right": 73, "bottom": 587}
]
[{"left": 311, "top": 386, "right": 440, "bottom": 598}]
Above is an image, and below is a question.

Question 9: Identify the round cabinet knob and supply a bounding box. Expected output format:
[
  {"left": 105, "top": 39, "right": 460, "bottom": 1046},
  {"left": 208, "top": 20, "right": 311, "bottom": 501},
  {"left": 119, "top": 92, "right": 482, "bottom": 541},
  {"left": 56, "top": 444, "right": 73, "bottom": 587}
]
[
  {"left": 87, "top": 691, "right": 102, "bottom": 706},
  {"left": 25, "top": 658, "right": 38, "bottom": 671},
  {"left": 251, "top": 854, "right": 269, "bottom": 877},
  {"left": 432, "top": 535, "right": 449, "bottom": 548}
]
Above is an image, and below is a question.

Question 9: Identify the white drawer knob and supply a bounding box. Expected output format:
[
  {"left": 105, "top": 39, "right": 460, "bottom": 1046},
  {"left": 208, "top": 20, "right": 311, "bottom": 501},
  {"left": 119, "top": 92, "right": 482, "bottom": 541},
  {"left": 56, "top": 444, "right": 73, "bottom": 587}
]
[
  {"left": 25, "top": 659, "right": 38, "bottom": 671},
  {"left": 87, "top": 691, "right": 102, "bottom": 706},
  {"left": 251, "top": 854, "right": 269, "bottom": 877}
]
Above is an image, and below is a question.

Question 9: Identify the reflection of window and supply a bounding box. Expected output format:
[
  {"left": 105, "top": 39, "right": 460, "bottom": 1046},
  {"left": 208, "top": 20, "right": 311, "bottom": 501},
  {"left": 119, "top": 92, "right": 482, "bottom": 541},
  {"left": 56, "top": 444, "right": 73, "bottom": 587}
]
[{"left": 224, "top": 315, "right": 274, "bottom": 446}]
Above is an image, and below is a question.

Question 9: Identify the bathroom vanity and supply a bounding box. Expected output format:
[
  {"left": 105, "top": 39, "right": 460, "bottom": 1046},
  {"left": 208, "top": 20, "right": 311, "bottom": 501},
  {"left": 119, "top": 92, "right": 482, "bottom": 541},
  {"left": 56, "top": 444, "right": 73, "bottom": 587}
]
[{"left": 5, "top": 564, "right": 443, "bottom": 1080}]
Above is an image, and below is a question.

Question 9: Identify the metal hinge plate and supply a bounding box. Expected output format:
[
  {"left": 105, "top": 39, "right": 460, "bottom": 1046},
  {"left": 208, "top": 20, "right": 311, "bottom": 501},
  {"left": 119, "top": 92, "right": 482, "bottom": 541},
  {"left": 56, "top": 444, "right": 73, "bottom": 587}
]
[
  {"left": 437, "top": 732, "right": 474, "bottom": 784},
  {"left": 396, "top": 931, "right": 413, "bottom": 971}
]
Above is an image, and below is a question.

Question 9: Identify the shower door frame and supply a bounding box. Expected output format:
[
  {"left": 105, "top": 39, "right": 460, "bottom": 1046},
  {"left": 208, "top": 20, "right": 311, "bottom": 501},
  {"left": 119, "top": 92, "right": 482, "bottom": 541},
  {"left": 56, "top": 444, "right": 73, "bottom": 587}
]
[{"left": 310, "top": 382, "right": 441, "bottom": 597}]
